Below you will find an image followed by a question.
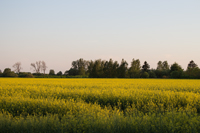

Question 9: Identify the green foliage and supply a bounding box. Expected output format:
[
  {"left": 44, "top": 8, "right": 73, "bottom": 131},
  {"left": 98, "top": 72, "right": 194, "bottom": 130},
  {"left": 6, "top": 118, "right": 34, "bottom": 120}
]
[
  {"left": 57, "top": 71, "right": 63, "bottom": 76},
  {"left": 128, "top": 59, "right": 141, "bottom": 78},
  {"left": 0, "top": 70, "right": 2, "bottom": 77},
  {"left": 117, "top": 59, "right": 128, "bottom": 78},
  {"left": 187, "top": 60, "right": 198, "bottom": 69},
  {"left": 18, "top": 72, "right": 34, "bottom": 78},
  {"left": 2, "top": 68, "right": 17, "bottom": 77},
  {"left": 68, "top": 58, "right": 88, "bottom": 76},
  {"left": 142, "top": 61, "right": 150, "bottom": 72},
  {"left": 141, "top": 72, "right": 149, "bottom": 78},
  {"left": 170, "top": 62, "right": 183, "bottom": 72},
  {"left": 103, "top": 59, "right": 118, "bottom": 78},
  {"left": 148, "top": 71, "right": 157, "bottom": 78},
  {"left": 49, "top": 69, "right": 55, "bottom": 75},
  {"left": 170, "top": 71, "right": 183, "bottom": 78},
  {"left": 89, "top": 59, "right": 105, "bottom": 78}
]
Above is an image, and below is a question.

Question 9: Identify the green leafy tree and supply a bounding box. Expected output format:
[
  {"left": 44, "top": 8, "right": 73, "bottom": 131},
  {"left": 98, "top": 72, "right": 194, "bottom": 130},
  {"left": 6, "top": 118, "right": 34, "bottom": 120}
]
[
  {"left": 162, "top": 61, "right": 170, "bottom": 70},
  {"left": 128, "top": 59, "right": 141, "bottom": 78},
  {"left": 57, "top": 71, "right": 63, "bottom": 76},
  {"left": 142, "top": 61, "right": 150, "bottom": 72},
  {"left": 170, "top": 62, "right": 183, "bottom": 78},
  {"left": 170, "top": 62, "right": 183, "bottom": 72},
  {"left": 141, "top": 72, "right": 149, "bottom": 78},
  {"left": 157, "top": 61, "right": 163, "bottom": 70},
  {"left": 70, "top": 58, "right": 89, "bottom": 76},
  {"left": 186, "top": 60, "right": 199, "bottom": 78},
  {"left": 155, "top": 61, "right": 170, "bottom": 78},
  {"left": 49, "top": 69, "right": 55, "bottom": 75},
  {"left": 87, "top": 60, "right": 94, "bottom": 77},
  {"left": 117, "top": 59, "right": 128, "bottom": 78},
  {"left": 148, "top": 70, "right": 157, "bottom": 78},
  {"left": 18, "top": 72, "right": 34, "bottom": 78},
  {"left": 103, "top": 59, "right": 118, "bottom": 78},
  {"left": 3, "top": 68, "right": 17, "bottom": 77},
  {"left": 90, "top": 59, "right": 105, "bottom": 78},
  {"left": 0, "top": 70, "right": 2, "bottom": 77},
  {"left": 187, "top": 60, "right": 198, "bottom": 69}
]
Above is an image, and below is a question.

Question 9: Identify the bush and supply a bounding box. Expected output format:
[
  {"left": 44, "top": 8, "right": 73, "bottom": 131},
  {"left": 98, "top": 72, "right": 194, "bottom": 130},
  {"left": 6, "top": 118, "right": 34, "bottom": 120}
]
[
  {"left": 18, "top": 72, "right": 34, "bottom": 78},
  {"left": 148, "top": 71, "right": 157, "bottom": 78},
  {"left": 141, "top": 72, "right": 149, "bottom": 78},
  {"left": 2, "top": 68, "right": 18, "bottom": 77},
  {"left": 170, "top": 71, "right": 183, "bottom": 79}
]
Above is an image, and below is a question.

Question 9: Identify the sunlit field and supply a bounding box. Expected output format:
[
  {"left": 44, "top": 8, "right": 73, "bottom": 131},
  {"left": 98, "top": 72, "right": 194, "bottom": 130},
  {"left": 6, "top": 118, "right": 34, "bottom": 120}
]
[{"left": 1, "top": 78, "right": 200, "bottom": 132}]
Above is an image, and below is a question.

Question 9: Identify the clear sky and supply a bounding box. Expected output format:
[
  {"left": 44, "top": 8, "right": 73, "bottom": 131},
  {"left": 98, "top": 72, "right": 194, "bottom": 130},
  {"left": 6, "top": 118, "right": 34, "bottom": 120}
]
[{"left": 0, "top": 0, "right": 200, "bottom": 73}]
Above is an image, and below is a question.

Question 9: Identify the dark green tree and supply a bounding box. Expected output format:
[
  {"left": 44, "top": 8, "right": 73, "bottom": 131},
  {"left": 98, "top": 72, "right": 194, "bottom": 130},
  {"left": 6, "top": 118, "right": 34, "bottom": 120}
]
[
  {"left": 148, "top": 70, "right": 157, "bottom": 78},
  {"left": 90, "top": 59, "right": 105, "bottom": 78},
  {"left": 170, "top": 62, "right": 183, "bottom": 78},
  {"left": 18, "top": 72, "right": 34, "bottom": 78},
  {"left": 141, "top": 72, "right": 149, "bottom": 78},
  {"left": 0, "top": 70, "right": 2, "bottom": 77},
  {"left": 128, "top": 59, "right": 141, "bottom": 78},
  {"left": 49, "top": 69, "right": 55, "bottom": 75},
  {"left": 170, "top": 62, "right": 183, "bottom": 72},
  {"left": 186, "top": 60, "right": 199, "bottom": 78},
  {"left": 103, "top": 59, "right": 117, "bottom": 78},
  {"left": 187, "top": 60, "right": 198, "bottom": 69},
  {"left": 70, "top": 58, "right": 89, "bottom": 76},
  {"left": 155, "top": 61, "right": 170, "bottom": 78},
  {"left": 57, "top": 71, "right": 63, "bottom": 76},
  {"left": 156, "top": 61, "right": 163, "bottom": 70},
  {"left": 117, "top": 59, "right": 128, "bottom": 78},
  {"left": 142, "top": 61, "right": 150, "bottom": 72},
  {"left": 3, "top": 68, "right": 17, "bottom": 77},
  {"left": 162, "top": 61, "right": 170, "bottom": 70}
]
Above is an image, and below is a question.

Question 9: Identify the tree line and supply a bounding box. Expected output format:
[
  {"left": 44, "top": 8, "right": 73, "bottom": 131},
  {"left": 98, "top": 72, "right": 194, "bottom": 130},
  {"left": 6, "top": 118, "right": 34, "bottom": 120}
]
[{"left": 0, "top": 59, "right": 200, "bottom": 79}]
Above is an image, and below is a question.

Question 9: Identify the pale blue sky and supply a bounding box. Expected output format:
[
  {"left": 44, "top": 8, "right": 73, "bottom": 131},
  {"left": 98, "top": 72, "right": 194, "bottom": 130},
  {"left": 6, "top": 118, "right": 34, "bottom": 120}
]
[{"left": 0, "top": 0, "right": 200, "bottom": 73}]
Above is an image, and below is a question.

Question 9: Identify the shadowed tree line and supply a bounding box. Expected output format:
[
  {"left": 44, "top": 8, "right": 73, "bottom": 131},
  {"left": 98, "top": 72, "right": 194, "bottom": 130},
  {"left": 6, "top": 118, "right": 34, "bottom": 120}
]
[{"left": 0, "top": 59, "right": 200, "bottom": 79}]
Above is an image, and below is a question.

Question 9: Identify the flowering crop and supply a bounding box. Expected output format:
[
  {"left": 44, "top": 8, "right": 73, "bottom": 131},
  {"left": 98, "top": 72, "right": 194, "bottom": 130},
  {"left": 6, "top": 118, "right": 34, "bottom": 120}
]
[{"left": 0, "top": 78, "right": 200, "bottom": 132}]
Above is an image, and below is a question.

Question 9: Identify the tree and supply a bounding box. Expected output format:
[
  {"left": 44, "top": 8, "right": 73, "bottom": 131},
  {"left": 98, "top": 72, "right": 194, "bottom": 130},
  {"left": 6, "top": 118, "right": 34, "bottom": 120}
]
[
  {"left": 117, "top": 59, "right": 128, "bottom": 78},
  {"left": 41, "top": 61, "right": 47, "bottom": 74},
  {"left": 103, "top": 59, "right": 119, "bottom": 78},
  {"left": 148, "top": 70, "right": 157, "bottom": 78},
  {"left": 170, "top": 62, "right": 183, "bottom": 78},
  {"left": 170, "top": 62, "right": 183, "bottom": 72},
  {"left": 57, "top": 71, "right": 63, "bottom": 76},
  {"left": 186, "top": 60, "right": 199, "bottom": 78},
  {"left": 155, "top": 61, "right": 170, "bottom": 78},
  {"left": 69, "top": 58, "right": 89, "bottom": 76},
  {"left": 162, "top": 61, "right": 170, "bottom": 70},
  {"left": 157, "top": 61, "right": 163, "bottom": 70},
  {"left": 128, "top": 59, "right": 141, "bottom": 78},
  {"left": 13, "top": 62, "right": 22, "bottom": 73},
  {"left": 89, "top": 59, "right": 105, "bottom": 78},
  {"left": 2, "top": 68, "right": 17, "bottom": 77},
  {"left": 142, "top": 61, "right": 150, "bottom": 72},
  {"left": 31, "top": 61, "right": 42, "bottom": 74},
  {"left": 18, "top": 72, "right": 34, "bottom": 78},
  {"left": 49, "top": 69, "right": 55, "bottom": 75},
  {"left": 187, "top": 60, "right": 198, "bottom": 69},
  {"left": 141, "top": 72, "right": 149, "bottom": 78},
  {"left": 0, "top": 69, "right": 2, "bottom": 77}
]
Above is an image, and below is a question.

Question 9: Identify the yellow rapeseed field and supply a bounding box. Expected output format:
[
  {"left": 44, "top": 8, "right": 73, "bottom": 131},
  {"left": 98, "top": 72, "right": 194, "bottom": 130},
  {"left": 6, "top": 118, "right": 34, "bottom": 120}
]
[{"left": 0, "top": 78, "right": 200, "bottom": 132}]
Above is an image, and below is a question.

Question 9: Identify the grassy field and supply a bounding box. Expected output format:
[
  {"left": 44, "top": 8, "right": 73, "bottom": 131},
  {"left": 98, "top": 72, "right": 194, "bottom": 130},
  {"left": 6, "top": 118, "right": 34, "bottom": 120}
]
[{"left": 0, "top": 78, "right": 200, "bottom": 132}]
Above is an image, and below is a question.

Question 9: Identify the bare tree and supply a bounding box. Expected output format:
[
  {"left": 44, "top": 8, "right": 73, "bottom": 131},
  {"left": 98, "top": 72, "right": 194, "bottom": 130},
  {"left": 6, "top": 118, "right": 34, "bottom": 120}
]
[
  {"left": 41, "top": 61, "right": 47, "bottom": 74},
  {"left": 13, "top": 62, "right": 22, "bottom": 73},
  {"left": 31, "top": 61, "right": 42, "bottom": 73}
]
